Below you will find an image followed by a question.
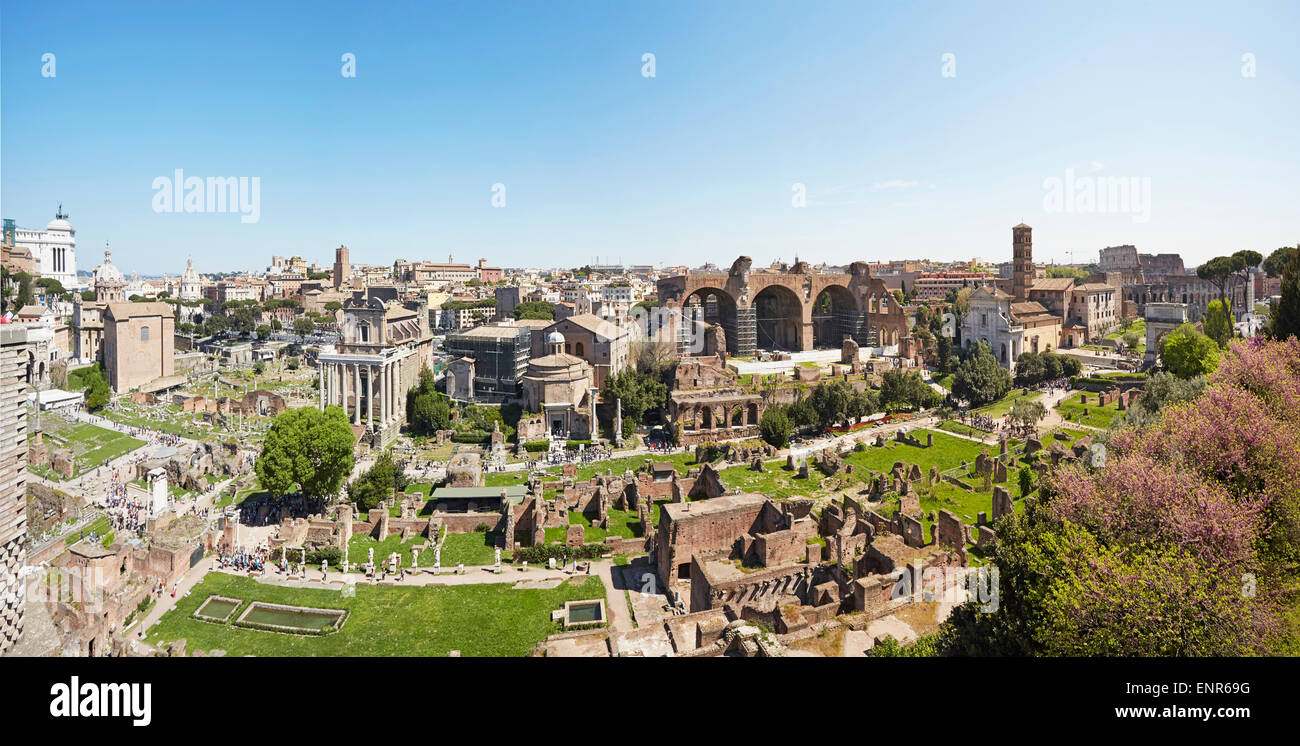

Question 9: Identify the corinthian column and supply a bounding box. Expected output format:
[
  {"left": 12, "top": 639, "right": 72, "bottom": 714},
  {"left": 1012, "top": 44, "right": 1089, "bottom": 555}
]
[{"left": 353, "top": 364, "right": 361, "bottom": 425}]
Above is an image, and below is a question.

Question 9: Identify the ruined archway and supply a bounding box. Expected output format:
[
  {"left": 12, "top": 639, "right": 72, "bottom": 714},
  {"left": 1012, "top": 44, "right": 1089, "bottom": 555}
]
[
  {"left": 812, "top": 284, "right": 856, "bottom": 349},
  {"left": 682, "top": 288, "right": 738, "bottom": 356},
  {"left": 753, "top": 285, "right": 803, "bottom": 351}
]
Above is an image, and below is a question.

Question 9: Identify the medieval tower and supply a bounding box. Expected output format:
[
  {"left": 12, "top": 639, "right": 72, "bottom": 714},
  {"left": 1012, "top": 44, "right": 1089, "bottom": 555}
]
[
  {"left": 1012, "top": 223, "right": 1033, "bottom": 302},
  {"left": 333, "top": 244, "right": 351, "bottom": 291}
]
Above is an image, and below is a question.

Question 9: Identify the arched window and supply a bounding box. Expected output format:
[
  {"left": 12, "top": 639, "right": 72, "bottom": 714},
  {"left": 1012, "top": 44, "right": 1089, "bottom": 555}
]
[
  {"left": 574, "top": 341, "right": 584, "bottom": 357},
  {"left": 141, "top": 326, "right": 150, "bottom": 341}
]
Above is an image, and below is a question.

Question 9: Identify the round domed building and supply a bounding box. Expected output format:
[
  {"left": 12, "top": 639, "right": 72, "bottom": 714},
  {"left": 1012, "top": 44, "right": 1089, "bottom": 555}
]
[
  {"left": 92, "top": 244, "right": 126, "bottom": 303},
  {"left": 521, "top": 332, "right": 596, "bottom": 439},
  {"left": 179, "top": 257, "right": 202, "bottom": 301}
]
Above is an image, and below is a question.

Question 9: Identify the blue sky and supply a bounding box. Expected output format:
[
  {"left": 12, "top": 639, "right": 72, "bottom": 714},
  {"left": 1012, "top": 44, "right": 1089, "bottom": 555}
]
[{"left": 2, "top": 0, "right": 1298, "bottom": 275}]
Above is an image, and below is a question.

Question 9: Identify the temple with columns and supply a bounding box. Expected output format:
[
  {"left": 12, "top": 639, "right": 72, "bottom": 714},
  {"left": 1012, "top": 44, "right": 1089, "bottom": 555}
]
[{"left": 317, "top": 294, "right": 434, "bottom": 449}]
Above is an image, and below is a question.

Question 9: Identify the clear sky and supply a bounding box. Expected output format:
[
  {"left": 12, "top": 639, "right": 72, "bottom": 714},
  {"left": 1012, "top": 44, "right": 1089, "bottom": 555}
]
[{"left": 2, "top": 0, "right": 1297, "bottom": 276}]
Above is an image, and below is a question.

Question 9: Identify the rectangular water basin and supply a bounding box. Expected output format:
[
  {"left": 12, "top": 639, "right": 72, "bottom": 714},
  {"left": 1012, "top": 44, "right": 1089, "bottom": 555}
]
[
  {"left": 194, "top": 596, "right": 242, "bottom": 623},
  {"left": 563, "top": 599, "right": 606, "bottom": 628},
  {"left": 233, "top": 601, "right": 346, "bottom": 634}
]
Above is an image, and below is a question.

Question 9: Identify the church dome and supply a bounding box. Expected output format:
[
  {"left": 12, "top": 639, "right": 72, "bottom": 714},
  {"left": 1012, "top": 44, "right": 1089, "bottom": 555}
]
[
  {"left": 545, "top": 331, "right": 565, "bottom": 345},
  {"left": 181, "top": 257, "right": 199, "bottom": 282},
  {"left": 94, "top": 247, "right": 125, "bottom": 286}
]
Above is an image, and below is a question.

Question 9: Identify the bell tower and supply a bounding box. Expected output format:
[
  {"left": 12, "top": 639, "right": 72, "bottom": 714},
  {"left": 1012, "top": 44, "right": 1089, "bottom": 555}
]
[{"left": 1012, "top": 223, "right": 1033, "bottom": 302}]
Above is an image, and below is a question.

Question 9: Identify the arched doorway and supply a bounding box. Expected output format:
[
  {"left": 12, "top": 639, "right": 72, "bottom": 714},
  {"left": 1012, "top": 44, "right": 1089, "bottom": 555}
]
[
  {"left": 812, "top": 285, "right": 856, "bottom": 348},
  {"left": 753, "top": 285, "right": 803, "bottom": 351},
  {"left": 682, "top": 288, "right": 739, "bottom": 355}
]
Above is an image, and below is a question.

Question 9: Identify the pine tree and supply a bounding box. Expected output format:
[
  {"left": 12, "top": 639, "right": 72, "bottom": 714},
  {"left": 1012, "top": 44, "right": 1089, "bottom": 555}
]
[{"left": 1270, "top": 249, "right": 1300, "bottom": 341}]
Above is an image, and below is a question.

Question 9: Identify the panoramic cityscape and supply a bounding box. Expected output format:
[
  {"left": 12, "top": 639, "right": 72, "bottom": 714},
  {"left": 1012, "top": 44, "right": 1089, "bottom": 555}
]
[{"left": 1, "top": 1, "right": 1297, "bottom": 728}]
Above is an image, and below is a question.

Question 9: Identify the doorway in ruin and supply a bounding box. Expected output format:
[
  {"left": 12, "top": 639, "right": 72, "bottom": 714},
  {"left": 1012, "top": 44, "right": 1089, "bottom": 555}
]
[
  {"left": 753, "top": 285, "right": 803, "bottom": 351},
  {"left": 811, "top": 284, "right": 857, "bottom": 348},
  {"left": 681, "top": 288, "right": 738, "bottom": 356}
]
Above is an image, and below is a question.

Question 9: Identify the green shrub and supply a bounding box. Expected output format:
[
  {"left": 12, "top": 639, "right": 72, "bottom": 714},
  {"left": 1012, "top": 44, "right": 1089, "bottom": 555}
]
[
  {"left": 305, "top": 547, "right": 342, "bottom": 566},
  {"left": 522, "top": 440, "right": 550, "bottom": 453},
  {"left": 513, "top": 543, "right": 606, "bottom": 564}
]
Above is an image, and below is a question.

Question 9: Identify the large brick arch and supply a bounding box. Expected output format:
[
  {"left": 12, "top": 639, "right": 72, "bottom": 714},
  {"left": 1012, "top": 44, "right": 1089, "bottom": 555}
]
[{"left": 657, "top": 256, "right": 912, "bottom": 355}]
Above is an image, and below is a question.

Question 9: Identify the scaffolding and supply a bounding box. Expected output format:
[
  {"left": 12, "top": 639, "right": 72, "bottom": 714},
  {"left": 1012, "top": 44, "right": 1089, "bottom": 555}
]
[{"left": 444, "top": 326, "right": 530, "bottom": 400}]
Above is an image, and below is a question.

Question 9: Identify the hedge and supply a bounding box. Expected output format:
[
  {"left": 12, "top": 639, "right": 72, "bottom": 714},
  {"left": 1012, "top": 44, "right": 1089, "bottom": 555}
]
[
  {"left": 452, "top": 429, "right": 490, "bottom": 444},
  {"left": 514, "top": 543, "right": 607, "bottom": 564},
  {"left": 522, "top": 440, "right": 550, "bottom": 453},
  {"left": 1070, "top": 374, "right": 1148, "bottom": 391}
]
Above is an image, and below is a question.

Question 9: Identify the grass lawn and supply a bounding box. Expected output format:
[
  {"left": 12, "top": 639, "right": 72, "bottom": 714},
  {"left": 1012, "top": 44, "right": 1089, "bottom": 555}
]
[
  {"left": 347, "top": 532, "right": 440, "bottom": 567},
  {"left": 484, "top": 471, "right": 531, "bottom": 487},
  {"left": 717, "top": 461, "right": 823, "bottom": 500},
  {"left": 146, "top": 571, "right": 604, "bottom": 656},
  {"left": 1105, "top": 319, "right": 1146, "bottom": 352},
  {"left": 404, "top": 483, "right": 434, "bottom": 497},
  {"left": 488, "top": 451, "right": 700, "bottom": 487},
  {"left": 35, "top": 419, "right": 145, "bottom": 476},
  {"left": 842, "top": 429, "right": 1009, "bottom": 476},
  {"left": 544, "top": 501, "right": 666, "bottom": 544},
  {"left": 566, "top": 507, "right": 644, "bottom": 541},
  {"left": 716, "top": 430, "right": 1008, "bottom": 501},
  {"left": 876, "top": 474, "right": 1029, "bottom": 541},
  {"left": 930, "top": 372, "right": 955, "bottom": 391},
  {"left": 1045, "top": 426, "right": 1093, "bottom": 445},
  {"left": 438, "top": 530, "right": 509, "bottom": 566},
  {"left": 66, "top": 515, "right": 111, "bottom": 546},
  {"left": 1055, "top": 392, "right": 1122, "bottom": 429},
  {"left": 937, "top": 420, "right": 994, "bottom": 439},
  {"left": 974, "top": 391, "right": 1043, "bottom": 418}
]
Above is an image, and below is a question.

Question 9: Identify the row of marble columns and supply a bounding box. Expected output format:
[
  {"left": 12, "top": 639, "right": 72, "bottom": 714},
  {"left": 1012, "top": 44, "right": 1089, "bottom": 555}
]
[{"left": 319, "top": 360, "right": 404, "bottom": 431}]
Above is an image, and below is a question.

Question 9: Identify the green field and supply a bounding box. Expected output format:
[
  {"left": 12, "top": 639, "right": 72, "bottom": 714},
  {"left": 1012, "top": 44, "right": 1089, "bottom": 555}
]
[
  {"left": 33, "top": 418, "right": 146, "bottom": 477},
  {"left": 146, "top": 571, "right": 604, "bottom": 656},
  {"left": 714, "top": 429, "right": 1013, "bottom": 502},
  {"left": 1104, "top": 319, "right": 1147, "bottom": 353},
  {"left": 66, "top": 515, "right": 112, "bottom": 546},
  {"left": 347, "top": 532, "right": 438, "bottom": 568},
  {"left": 438, "top": 530, "right": 510, "bottom": 566},
  {"left": 930, "top": 372, "right": 955, "bottom": 391},
  {"left": 485, "top": 451, "right": 701, "bottom": 487},
  {"left": 974, "top": 391, "right": 1044, "bottom": 418},
  {"left": 877, "top": 476, "right": 1029, "bottom": 541},
  {"left": 937, "top": 420, "right": 994, "bottom": 439},
  {"left": 1054, "top": 392, "right": 1122, "bottom": 429}
]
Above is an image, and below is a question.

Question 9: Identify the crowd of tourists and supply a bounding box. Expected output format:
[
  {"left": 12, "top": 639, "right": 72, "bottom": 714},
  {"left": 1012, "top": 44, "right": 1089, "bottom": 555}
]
[{"left": 218, "top": 545, "right": 268, "bottom": 573}]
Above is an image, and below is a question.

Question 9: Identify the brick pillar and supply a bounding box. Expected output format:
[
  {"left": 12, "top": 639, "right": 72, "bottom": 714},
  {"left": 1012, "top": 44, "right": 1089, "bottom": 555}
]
[{"left": 1, "top": 326, "right": 31, "bottom": 654}]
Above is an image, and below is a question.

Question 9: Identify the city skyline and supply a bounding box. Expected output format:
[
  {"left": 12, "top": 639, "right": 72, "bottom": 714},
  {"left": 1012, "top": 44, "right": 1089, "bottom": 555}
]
[{"left": 4, "top": 1, "right": 1299, "bottom": 272}]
